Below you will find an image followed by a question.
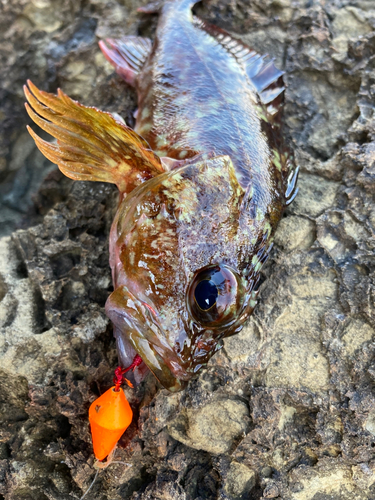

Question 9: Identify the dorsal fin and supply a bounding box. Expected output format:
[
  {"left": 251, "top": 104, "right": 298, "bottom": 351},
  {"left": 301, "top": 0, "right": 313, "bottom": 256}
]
[
  {"left": 99, "top": 37, "right": 152, "bottom": 86},
  {"left": 195, "top": 19, "right": 285, "bottom": 119}
]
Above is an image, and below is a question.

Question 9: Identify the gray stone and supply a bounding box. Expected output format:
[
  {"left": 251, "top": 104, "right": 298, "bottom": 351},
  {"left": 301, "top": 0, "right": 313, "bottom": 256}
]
[
  {"left": 224, "top": 461, "right": 256, "bottom": 499},
  {"left": 168, "top": 399, "right": 250, "bottom": 455},
  {"left": 290, "top": 173, "right": 340, "bottom": 218},
  {"left": 331, "top": 7, "right": 372, "bottom": 61}
]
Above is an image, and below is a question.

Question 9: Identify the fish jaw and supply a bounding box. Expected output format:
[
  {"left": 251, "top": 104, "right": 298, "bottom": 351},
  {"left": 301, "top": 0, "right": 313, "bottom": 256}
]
[{"left": 106, "top": 286, "right": 188, "bottom": 392}]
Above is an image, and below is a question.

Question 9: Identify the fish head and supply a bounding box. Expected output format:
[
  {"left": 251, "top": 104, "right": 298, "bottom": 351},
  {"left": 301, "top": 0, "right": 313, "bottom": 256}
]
[{"left": 106, "top": 155, "right": 272, "bottom": 391}]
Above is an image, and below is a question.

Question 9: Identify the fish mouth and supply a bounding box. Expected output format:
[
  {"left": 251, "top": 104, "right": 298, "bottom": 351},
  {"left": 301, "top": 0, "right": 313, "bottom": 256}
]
[
  {"left": 126, "top": 329, "right": 189, "bottom": 392},
  {"left": 106, "top": 285, "right": 189, "bottom": 392}
]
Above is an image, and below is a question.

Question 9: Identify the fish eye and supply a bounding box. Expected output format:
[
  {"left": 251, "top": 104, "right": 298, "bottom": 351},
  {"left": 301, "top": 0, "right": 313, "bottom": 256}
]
[{"left": 187, "top": 265, "right": 243, "bottom": 327}]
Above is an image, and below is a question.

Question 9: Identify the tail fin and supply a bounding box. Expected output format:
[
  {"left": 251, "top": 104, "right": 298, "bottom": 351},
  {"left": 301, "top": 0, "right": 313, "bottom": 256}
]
[{"left": 24, "top": 80, "right": 165, "bottom": 194}]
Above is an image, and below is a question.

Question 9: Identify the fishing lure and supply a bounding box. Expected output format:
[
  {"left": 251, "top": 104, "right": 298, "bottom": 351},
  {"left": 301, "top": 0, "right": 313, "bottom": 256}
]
[{"left": 25, "top": 0, "right": 298, "bottom": 459}]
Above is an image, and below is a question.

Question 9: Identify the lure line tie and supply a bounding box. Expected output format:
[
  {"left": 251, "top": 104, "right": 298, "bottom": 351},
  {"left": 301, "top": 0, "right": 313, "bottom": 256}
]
[{"left": 113, "top": 354, "right": 143, "bottom": 391}]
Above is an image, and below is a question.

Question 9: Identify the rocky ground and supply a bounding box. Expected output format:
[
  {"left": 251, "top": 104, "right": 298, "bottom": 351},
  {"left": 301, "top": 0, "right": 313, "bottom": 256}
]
[{"left": 1, "top": 0, "right": 375, "bottom": 498}]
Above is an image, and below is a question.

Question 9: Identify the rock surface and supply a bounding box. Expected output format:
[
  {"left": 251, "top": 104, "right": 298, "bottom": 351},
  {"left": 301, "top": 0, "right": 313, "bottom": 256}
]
[{"left": 1, "top": 0, "right": 375, "bottom": 499}]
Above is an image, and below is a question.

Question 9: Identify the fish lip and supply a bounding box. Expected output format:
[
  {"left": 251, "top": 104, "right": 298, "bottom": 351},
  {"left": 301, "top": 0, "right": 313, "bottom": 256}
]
[{"left": 108, "top": 287, "right": 191, "bottom": 382}]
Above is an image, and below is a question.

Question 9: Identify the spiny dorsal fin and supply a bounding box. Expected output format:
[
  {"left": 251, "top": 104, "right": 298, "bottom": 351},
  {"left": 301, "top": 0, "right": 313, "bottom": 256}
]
[
  {"left": 24, "top": 80, "right": 165, "bottom": 194},
  {"left": 195, "top": 19, "right": 285, "bottom": 118}
]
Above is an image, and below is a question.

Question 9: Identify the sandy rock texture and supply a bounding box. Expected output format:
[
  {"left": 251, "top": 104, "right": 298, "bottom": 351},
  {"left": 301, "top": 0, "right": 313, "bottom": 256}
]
[{"left": 1, "top": 0, "right": 375, "bottom": 498}]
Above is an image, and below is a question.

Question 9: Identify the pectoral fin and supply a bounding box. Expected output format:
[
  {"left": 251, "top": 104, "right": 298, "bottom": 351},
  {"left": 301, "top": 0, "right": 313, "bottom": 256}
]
[{"left": 24, "top": 80, "right": 165, "bottom": 194}]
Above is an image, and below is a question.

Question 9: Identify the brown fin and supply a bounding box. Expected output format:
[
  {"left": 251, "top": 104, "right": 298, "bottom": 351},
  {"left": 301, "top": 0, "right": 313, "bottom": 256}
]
[
  {"left": 196, "top": 19, "right": 285, "bottom": 118},
  {"left": 99, "top": 37, "right": 152, "bottom": 86},
  {"left": 24, "top": 80, "right": 165, "bottom": 193}
]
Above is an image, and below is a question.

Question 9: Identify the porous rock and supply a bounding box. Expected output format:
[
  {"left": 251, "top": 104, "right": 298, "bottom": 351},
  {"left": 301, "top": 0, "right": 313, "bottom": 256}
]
[
  {"left": 168, "top": 398, "right": 250, "bottom": 455},
  {"left": 1, "top": 0, "right": 375, "bottom": 499},
  {"left": 224, "top": 461, "right": 256, "bottom": 499}
]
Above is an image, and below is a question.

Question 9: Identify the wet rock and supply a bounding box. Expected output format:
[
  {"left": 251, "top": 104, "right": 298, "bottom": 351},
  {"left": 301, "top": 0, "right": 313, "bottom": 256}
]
[
  {"left": 262, "top": 480, "right": 280, "bottom": 498},
  {"left": 223, "top": 318, "right": 266, "bottom": 371},
  {"left": 273, "top": 215, "right": 316, "bottom": 253},
  {"left": 288, "top": 459, "right": 373, "bottom": 500}
]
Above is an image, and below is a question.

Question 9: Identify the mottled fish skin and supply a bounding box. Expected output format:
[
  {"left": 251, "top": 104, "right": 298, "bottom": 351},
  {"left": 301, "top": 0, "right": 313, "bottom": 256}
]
[{"left": 24, "top": 0, "right": 298, "bottom": 392}]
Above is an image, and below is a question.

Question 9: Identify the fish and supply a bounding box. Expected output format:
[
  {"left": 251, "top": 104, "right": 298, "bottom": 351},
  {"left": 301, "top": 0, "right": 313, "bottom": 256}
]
[{"left": 24, "top": 0, "right": 298, "bottom": 392}]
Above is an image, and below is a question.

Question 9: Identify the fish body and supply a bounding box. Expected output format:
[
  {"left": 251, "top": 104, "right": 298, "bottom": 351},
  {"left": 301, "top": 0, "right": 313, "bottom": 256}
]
[{"left": 25, "top": 0, "right": 298, "bottom": 392}]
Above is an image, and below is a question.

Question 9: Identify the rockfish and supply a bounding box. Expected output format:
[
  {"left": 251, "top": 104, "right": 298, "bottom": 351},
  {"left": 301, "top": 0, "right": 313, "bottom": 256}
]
[{"left": 24, "top": 0, "right": 298, "bottom": 391}]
